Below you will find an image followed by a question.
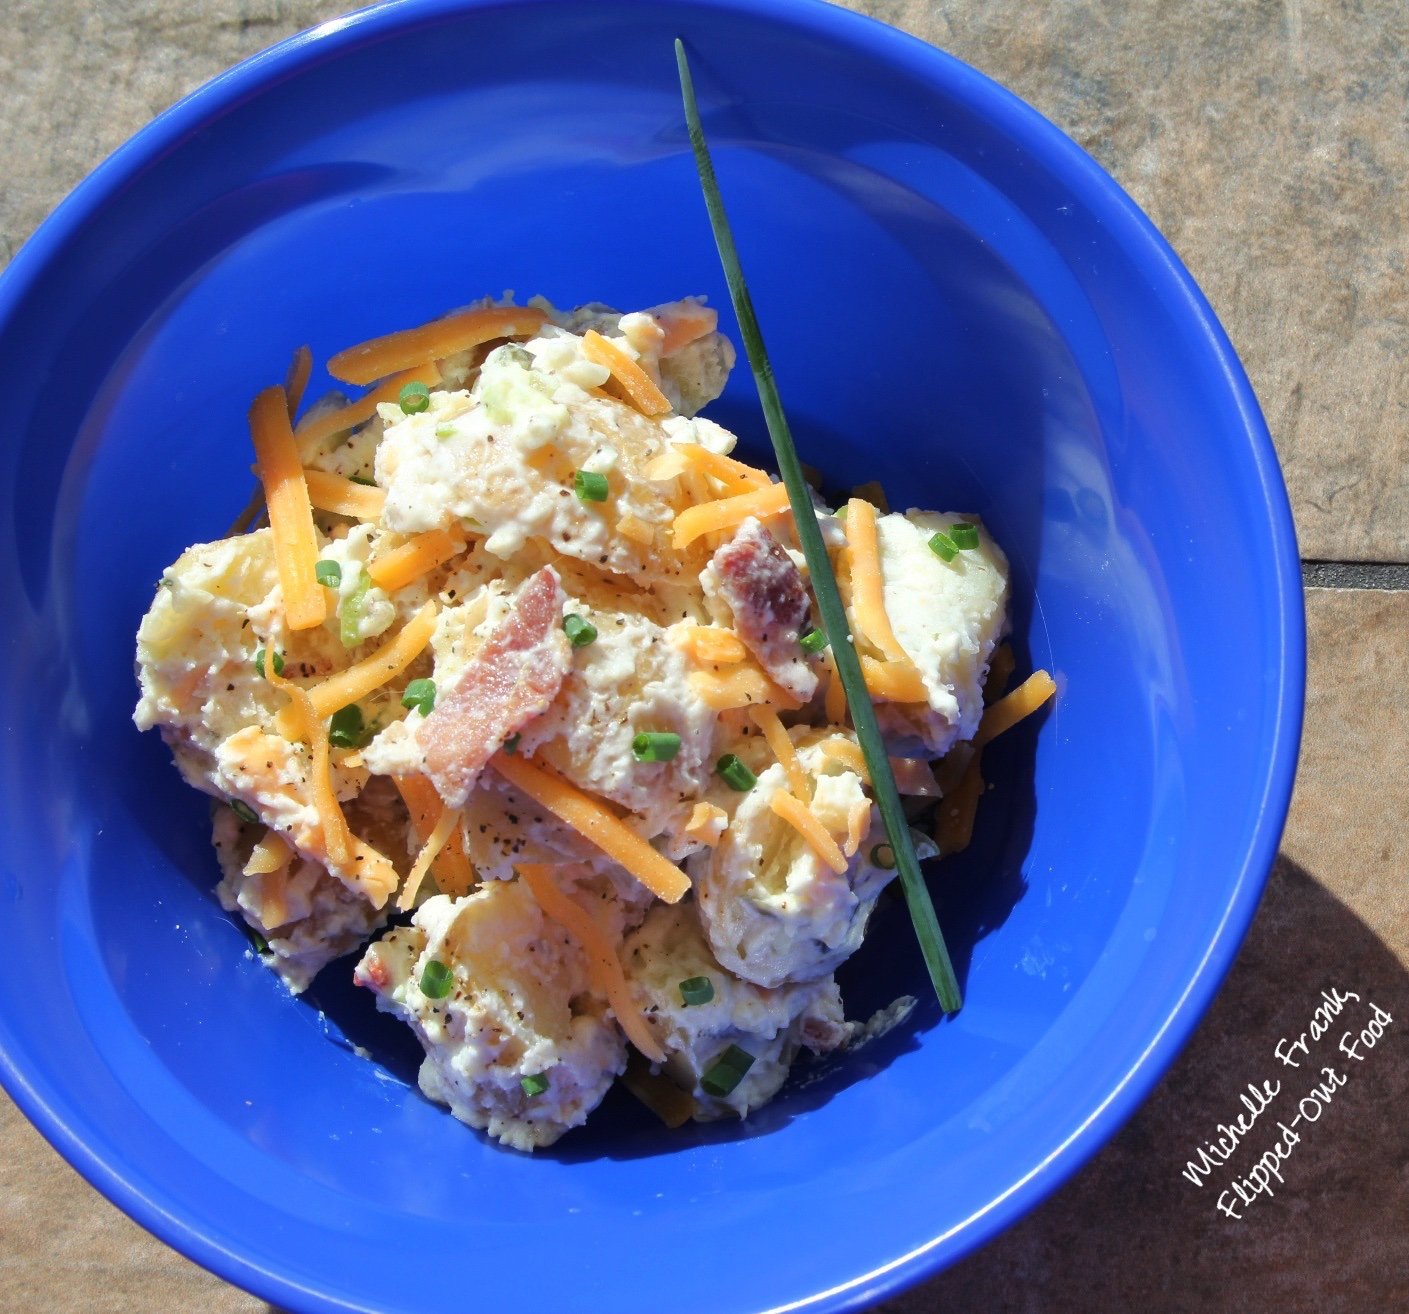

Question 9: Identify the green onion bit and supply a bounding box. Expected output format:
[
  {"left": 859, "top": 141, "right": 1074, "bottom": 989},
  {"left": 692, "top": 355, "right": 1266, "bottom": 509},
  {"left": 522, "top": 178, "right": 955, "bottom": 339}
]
[
  {"left": 949, "top": 522, "right": 980, "bottom": 550},
  {"left": 563, "top": 614, "right": 598, "bottom": 648},
  {"left": 573, "top": 469, "right": 610, "bottom": 502},
  {"left": 435, "top": 422, "right": 457, "bottom": 439},
  {"left": 520, "top": 1073, "right": 550, "bottom": 1097},
  {"left": 503, "top": 732, "right": 521, "bottom": 755},
  {"left": 927, "top": 532, "right": 957, "bottom": 562},
  {"left": 799, "top": 626, "right": 827, "bottom": 654},
  {"left": 229, "top": 798, "right": 259, "bottom": 825},
  {"left": 328, "top": 704, "right": 367, "bottom": 749},
  {"left": 677, "top": 39, "right": 961, "bottom": 1013},
  {"left": 402, "top": 678, "right": 436, "bottom": 717},
  {"left": 678, "top": 976, "right": 715, "bottom": 1007},
  {"left": 870, "top": 843, "right": 897, "bottom": 870},
  {"left": 315, "top": 559, "right": 342, "bottom": 588},
  {"left": 715, "top": 754, "right": 757, "bottom": 792},
  {"left": 633, "top": 731, "right": 682, "bottom": 762},
  {"left": 247, "top": 927, "right": 270, "bottom": 955},
  {"left": 420, "top": 959, "right": 453, "bottom": 999},
  {"left": 254, "top": 647, "right": 284, "bottom": 679},
  {"left": 700, "top": 1043, "right": 755, "bottom": 1098},
  {"left": 349, "top": 474, "right": 378, "bottom": 487},
  {"left": 399, "top": 381, "right": 431, "bottom": 414}
]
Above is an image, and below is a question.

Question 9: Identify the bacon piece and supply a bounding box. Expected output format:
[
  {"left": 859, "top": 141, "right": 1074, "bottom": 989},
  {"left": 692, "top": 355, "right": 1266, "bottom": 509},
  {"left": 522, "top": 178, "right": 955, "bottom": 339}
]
[
  {"left": 708, "top": 517, "right": 817, "bottom": 702},
  {"left": 419, "top": 566, "right": 571, "bottom": 807}
]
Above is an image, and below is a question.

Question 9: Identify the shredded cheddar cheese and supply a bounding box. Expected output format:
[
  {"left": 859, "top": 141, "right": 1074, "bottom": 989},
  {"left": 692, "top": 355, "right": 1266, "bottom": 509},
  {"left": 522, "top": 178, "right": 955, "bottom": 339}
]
[
  {"left": 821, "top": 649, "right": 848, "bottom": 724},
  {"left": 367, "top": 529, "right": 462, "bottom": 593},
  {"left": 820, "top": 736, "right": 869, "bottom": 781},
  {"left": 394, "top": 774, "right": 476, "bottom": 899},
  {"left": 284, "top": 345, "right": 312, "bottom": 420},
  {"left": 518, "top": 863, "right": 666, "bottom": 1063},
  {"left": 769, "top": 790, "right": 848, "bottom": 876},
  {"left": 860, "top": 654, "right": 928, "bottom": 703},
  {"left": 689, "top": 663, "right": 800, "bottom": 712},
  {"left": 249, "top": 385, "right": 327, "bottom": 631},
  {"left": 274, "top": 602, "right": 437, "bottom": 738},
  {"left": 675, "top": 625, "right": 748, "bottom": 665},
  {"left": 581, "top": 330, "right": 672, "bottom": 418},
  {"left": 303, "top": 468, "right": 387, "bottom": 521},
  {"left": 974, "top": 670, "right": 1056, "bottom": 747},
  {"left": 750, "top": 706, "right": 808, "bottom": 801},
  {"left": 490, "top": 753, "right": 690, "bottom": 903},
  {"left": 243, "top": 831, "right": 292, "bottom": 876},
  {"left": 844, "top": 497, "right": 910, "bottom": 665},
  {"left": 327, "top": 305, "right": 547, "bottom": 387},
  {"left": 683, "top": 801, "right": 727, "bottom": 847},
  {"left": 397, "top": 803, "right": 464, "bottom": 911},
  {"left": 672, "top": 480, "right": 790, "bottom": 549},
  {"left": 295, "top": 363, "right": 443, "bottom": 459},
  {"left": 616, "top": 513, "right": 656, "bottom": 545}
]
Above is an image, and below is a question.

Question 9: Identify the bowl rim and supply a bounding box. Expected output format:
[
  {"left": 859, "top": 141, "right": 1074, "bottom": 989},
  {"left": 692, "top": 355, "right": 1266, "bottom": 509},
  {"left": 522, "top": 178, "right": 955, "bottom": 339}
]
[{"left": 0, "top": 0, "right": 1305, "bottom": 1308}]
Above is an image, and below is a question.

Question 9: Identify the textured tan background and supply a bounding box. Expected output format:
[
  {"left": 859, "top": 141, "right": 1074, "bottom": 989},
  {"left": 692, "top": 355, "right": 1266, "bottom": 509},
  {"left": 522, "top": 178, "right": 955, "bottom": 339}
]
[{"left": 1, "top": 2, "right": 1406, "bottom": 1311}]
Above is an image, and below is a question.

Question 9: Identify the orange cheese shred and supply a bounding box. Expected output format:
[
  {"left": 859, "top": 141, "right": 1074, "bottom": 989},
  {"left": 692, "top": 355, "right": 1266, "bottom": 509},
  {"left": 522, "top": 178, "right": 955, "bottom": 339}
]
[
  {"left": 327, "top": 305, "right": 547, "bottom": 387},
  {"left": 295, "top": 363, "right": 442, "bottom": 459},
  {"left": 367, "top": 529, "right": 462, "bottom": 593},
  {"left": 652, "top": 299, "right": 719, "bottom": 356},
  {"left": 303, "top": 468, "right": 387, "bottom": 521},
  {"left": 675, "top": 625, "right": 748, "bottom": 665},
  {"left": 616, "top": 513, "right": 656, "bottom": 546},
  {"left": 672, "top": 480, "right": 791, "bottom": 549},
  {"left": 769, "top": 790, "right": 848, "bottom": 876},
  {"left": 249, "top": 385, "right": 327, "bottom": 632},
  {"left": 689, "top": 663, "right": 801, "bottom": 712},
  {"left": 284, "top": 345, "right": 312, "bottom": 420},
  {"left": 581, "top": 330, "right": 672, "bottom": 418},
  {"left": 666, "top": 443, "right": 772, "bottom": 497},
  {"left": 274, "top": 601, "right": 437, "bottom": 738},
  {"left": 243, "top": 831, "right": 292, "bottom": 877},
  {"left": 820, "top": 736, "right": 869, "bottom": 782},
  {"left": 622, "top": 1049, "right": 696, "bottom": 1128},
  {"left": 749, "top": 706, "right": 809, "bottom": 801},
  {"left": 397, "top": 803, "right": 464, "bottom": 911},
  {"left": 845, "top": 497, "right": 910, "bottom": 665},
  {"left": 683, "top": 802, "right": 727, "bottom": 848},
  {"left": 394, "top": 775, "right": 476, "bottom": 899},
  {"left": 860, "top": 654, "right": 928, "bottom": 704},
  {"left": 490, "top": 754, "right": 690, "bottom": 904},
  {"left": 936, "top": 754, "right": 985, "bottom": 856},
  {"left": 974, "top": 670, "right": 1057, "bottom": 748},
  {"left": 518, "top": 863, "right": 666, "bottom": 1063},
  {"left": 821, "top": 649, "right": 848, "bottom": 725}
]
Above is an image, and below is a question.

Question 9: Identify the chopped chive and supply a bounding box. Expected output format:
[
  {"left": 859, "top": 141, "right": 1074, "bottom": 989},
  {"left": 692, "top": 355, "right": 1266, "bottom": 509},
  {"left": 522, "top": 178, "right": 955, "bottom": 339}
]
[
  {"left": 715, "top": 753, "right": 757, "bottom": 792},
  {"left": 870, "top": 843, "right": 897, "bottom": 870},
  {"left": 420, "top": 959, "right": 453, "bottom": 999},
  {"left": 247, "top": 926, "right": 270, "bottom": 955},
  {"left": 573, "top": 469, "right": 609, "bottom": 502},
  {"left": 399, "top": 381, "right": 431, "bottom": 414},
  {"left": 700, "top": 1043, "right": 755, "bottom": 1098},
  {"left": 349, "top": 474, "right": 378, "bottom": 487},
  {"left": 435, "top": 422, "right": 456, "bottom": 439},
  {"left": 563, "top": 614, "right": 597, "bottom": 648},
  {"left": 401, "top": 678, "right": 436, "bottom": 716},
  {"left": 229, "top": 799, "right": 259, "bottom": 825},
  {"left": 633, "top": 731, "right": 682, "bottom": 762},
  {"left": 678, "top": 976, "right": 715, "bottom": 1007},
  {"left": 254, "top": 647, "right": 284, "bottom": 679},
  {"left": 328, "top": 704, "right": 367, "bottom": 749},
  {"left": 927, "top": 531, "right": 957, "bottom": 562},
  {"left": 503, "top": 733, "right": 521, "bottom": 755},
  {"left": 949, "top": 522, "right": 980, "bottom": 551},
  {"left": 520, "top": 1073, "right": 550, "bottom": 1097},
  {"left": 315, "top": 559, "right": 342, "bottom": 588},
  {"left": 678, "top": 40, "right": 960, "bottom": 1013},
  {"left": 799, "top": 626, "right": 827, "bottom": 654}
]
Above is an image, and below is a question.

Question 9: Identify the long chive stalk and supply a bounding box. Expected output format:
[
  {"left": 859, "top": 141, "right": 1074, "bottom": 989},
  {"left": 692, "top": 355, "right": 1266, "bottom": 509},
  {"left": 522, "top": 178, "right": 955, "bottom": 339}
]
[{"left": 675, "top": 40, "right": 962, "bottom": 1013}]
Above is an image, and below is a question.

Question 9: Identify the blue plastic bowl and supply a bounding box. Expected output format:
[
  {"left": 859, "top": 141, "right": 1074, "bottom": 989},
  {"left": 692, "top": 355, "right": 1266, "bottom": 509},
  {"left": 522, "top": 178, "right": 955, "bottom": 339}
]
[{"left": 0, "top": 0, "right": 1302, "bottom": 1309}]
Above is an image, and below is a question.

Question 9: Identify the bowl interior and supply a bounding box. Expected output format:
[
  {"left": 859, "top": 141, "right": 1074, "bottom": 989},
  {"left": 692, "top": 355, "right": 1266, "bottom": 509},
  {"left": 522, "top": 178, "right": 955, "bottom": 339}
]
[{"left": 0, "top": 2, "right": 1300, "bottom": 1311}]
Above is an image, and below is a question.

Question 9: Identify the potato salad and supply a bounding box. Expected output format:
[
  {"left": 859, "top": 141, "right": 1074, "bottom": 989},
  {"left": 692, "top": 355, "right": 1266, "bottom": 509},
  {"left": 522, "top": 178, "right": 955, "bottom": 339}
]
[{"left": 133, "top": 294, "right": 1037, "bottom": 1151}]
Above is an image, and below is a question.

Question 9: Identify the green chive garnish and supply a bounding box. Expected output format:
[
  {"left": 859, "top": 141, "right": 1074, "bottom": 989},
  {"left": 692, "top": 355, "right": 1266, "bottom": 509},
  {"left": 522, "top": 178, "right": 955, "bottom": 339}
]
[
  {"left": 563, "top": 614, "right": 598, "bottom": 648},
  {"left": 715, "top": 754, "right": 757, "bottom": 792},
  {"left": 328, "top": 704, "right": 367, "bottom": 749},
  {"left": 678, "top": 976, "right": 715, "bottom": 1007},
  {"left": 402, "top": 678, "right": 436, "bottom": 716},
  {"left": 399, "top": 381, "right": 431, "bottom": 414},
  {"left": 349, "top": 474, "right": 378, "bottom": 487},
  {"left": 870, "top": 843, "right": 897, "bottom": 870},
  {"left": 315, "top": 559, "right": 342, "bottom": 588},
  {"left": 927, "top": 532, "right": 957, "bottom": 562},
  {"left": 678, "top": 40, "right": 961, "bottom": 1013},
  {"left": 633, "top": 731, "right": 682, "bottom": 762},
  {"left": 229, "top": 799, "right": 259, "bottom": 825},
  {"left": 504, "top": 732, "right": 521, "bottom": 755},
  {"left": 247, "top": 927, "right": 270, "bottom": 955},
  {"left": 574, "top": 469, "right": 609, "bottom": 502},
  {"left": 520, "top": 1073, "right": 550, "bottom": 1097},
  {"left": 950, "top": 522, "right": 980, "bottom": 551},
  {"left": 420, "top": 959, "right": 453, "bottom": 999},
  {"left": 700, "top": 1043, "right": 755, "bottom": 1098},
  {"left": 799, "top": 626, "right": 827, "bottom": 654},
  {"left": 435, "top": 422, "right": 456, "bottom": 439},
  {"left": 254, "top": 647, "right": 284, "bottom": 679}
]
